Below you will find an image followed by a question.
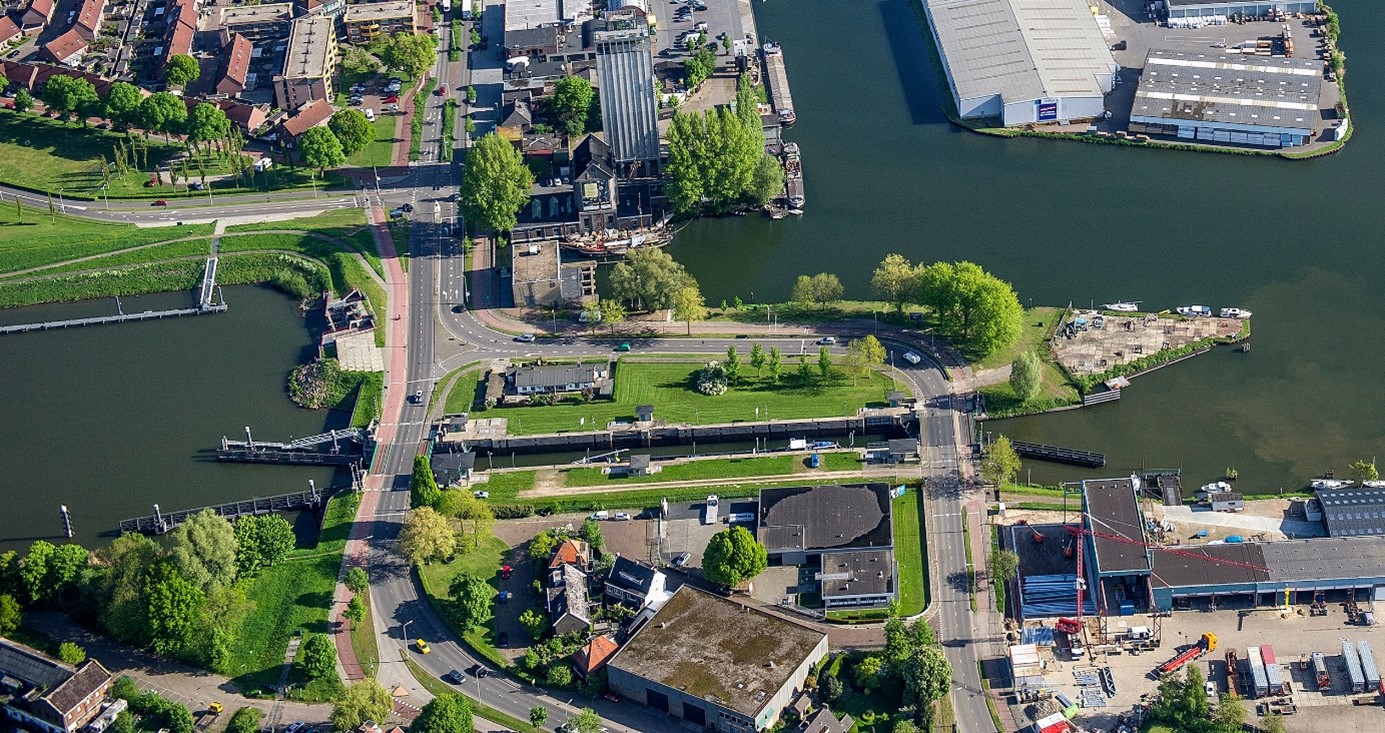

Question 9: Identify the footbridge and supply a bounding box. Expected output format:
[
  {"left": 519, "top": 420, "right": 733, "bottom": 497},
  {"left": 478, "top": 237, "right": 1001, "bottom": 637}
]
[{"left": 0, "top": 258, "right": 225, "bottom": 335}]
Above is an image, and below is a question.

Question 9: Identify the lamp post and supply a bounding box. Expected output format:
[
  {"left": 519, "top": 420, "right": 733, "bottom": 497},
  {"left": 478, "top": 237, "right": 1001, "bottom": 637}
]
[{"left": 402, "top": 620, "right": 413, "bottom": 646}]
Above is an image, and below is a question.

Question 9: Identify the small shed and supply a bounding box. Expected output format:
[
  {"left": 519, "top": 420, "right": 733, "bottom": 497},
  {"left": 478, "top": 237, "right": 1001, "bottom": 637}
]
[
  {"left": 885, "top": 438, "right": 919, "bottom": 464},
  {"left": 621, "top": 454, "right": 659, "bottom": 477},
  {"left": 1206, "top": 490, "right": 1245, "bottom": 513},
  {"left": 1009, "top": 643, "right": 1044, "bottom": 678},
  {"left": 886, "top": 391, "right": 912, "bottom": 408},
  {"left": 635, "top": 404, "right": 654, "bottom": 422}
]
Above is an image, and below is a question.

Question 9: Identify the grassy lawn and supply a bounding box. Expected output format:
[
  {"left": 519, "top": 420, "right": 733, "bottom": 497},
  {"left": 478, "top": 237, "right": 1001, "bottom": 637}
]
[
  {"left": 348, "top": 592, "right": 379, "bottom": 679},
  {"left": 416, "top": 535, "right": 510, "bottom": 668},
  {"left": 976, "top": 306, "right": 1063, "bottom": 370},
  {"left": 442, "top": 366, "right": 483, "bottom": 413},
  {"left": 493, "top": 360, "right": 897, "bottom": 435},
  {"left": 345, "top": 115, "right": 399, "bottom": 168},
  {"left": 10, "top": 238, "right": 215, "bottom": 278},
  {"left": 893, "top": 488, "right": 927, "bottom": 616},
  {"left": 0, "top": 202, "right": 215, "bottom": 275},
  {"left": 349, "top": 372, "right": 384, "bottom": 428},
  {"left": 563, "top": 455, "right": 798, "bottom": 487},
  {"left": 976, "top": 307, "right": 1080, "bottom": 417},
  {"left": 225, "top": 493, "right": 359, "bottom": 700},
  {"left": 225, "top": 209, "right": 381, "bottom": 275}
]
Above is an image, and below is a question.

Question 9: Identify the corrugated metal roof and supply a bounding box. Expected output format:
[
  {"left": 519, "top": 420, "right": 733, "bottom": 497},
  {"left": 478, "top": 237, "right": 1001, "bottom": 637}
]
[{"left": 926, "top": 0, "right": 1115, "bottom": 104}]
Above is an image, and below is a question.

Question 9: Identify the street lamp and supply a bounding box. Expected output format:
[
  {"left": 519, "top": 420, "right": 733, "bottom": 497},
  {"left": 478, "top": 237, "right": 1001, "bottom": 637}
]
[{"left": 402, "top": 619, "right": 413, "bottom": 645}]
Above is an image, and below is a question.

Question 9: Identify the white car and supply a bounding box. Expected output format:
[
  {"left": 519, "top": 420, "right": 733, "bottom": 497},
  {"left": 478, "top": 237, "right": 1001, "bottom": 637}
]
[
  {"left": 817, "top": 336, "right": 836, "bottom": 345},
  {"left": 902, "top": 351, "right": 922, "bottom": 365},
  {"left": 613, "top": 512, "right": 631, "bottom": 521},
  {"left": 515, "top": 333, "right": 535, "bottom": 342},
  {"left": 473, "top": 490, "right": 489, "bottom": 499}
]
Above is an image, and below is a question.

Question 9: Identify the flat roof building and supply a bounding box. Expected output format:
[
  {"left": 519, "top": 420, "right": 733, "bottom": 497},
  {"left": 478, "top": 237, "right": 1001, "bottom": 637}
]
[
  {"left": 819, "top": 549, "right": 896, "bottom": 609},
  {"left": 1315, "top": 486, "right": 1385, "bottom": 538},
  {"left": 922, "top": 0, "right": 1117, "bottom": 126},
  {"left": 216, "top": 3, "right": 293, "bottom": 43},
  {"left": 1081, "top": 476, "right": 1150, "bottom": 577},
  {"left": 1130, "top": 48, "right": 1323, "bottom": 147},
  {"left": 594, "top": 12, "right": 659, "bottom": 173},
  {"left": 343, "top": 0, "right": 416, "bottom": 44},
  {"left": 275, "top": 15, "right": 336, "bottom": 111},
  {"left": 606, "top": 586, "right": 829, "bottom": 732},
  {"left": 758, "top": 483, "right": 893, "bottom": 564},
  {"left": 1164, "top": 0, "right": 1314, "bottom": 18},
  {"left": 505, "top": 0, "right": 559, "bottom": 32},
  {"left": 509, "top": 239, "right": 596, "bottom": 308}
]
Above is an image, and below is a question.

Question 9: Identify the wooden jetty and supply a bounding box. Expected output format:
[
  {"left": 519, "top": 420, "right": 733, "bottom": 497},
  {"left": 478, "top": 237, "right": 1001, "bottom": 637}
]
[
  {"left": 1009, "top": 439, "right": 1106, "bottom": 467},
  {"left": 0, "top": 258, "right": 225, "bottom": 336},
  {"left": 118, "top": 483, "right": 351, "bottom": 535}
]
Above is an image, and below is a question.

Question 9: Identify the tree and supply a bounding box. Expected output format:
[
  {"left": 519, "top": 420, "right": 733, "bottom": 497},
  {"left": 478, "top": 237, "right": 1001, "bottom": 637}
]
[
  {"left": 901, "top": 646, "right": 952, "bottom": 725},
  {"left": 226, "top": 708, "right": 261, "bottom": 733},
  {"left": 872, "top": 254, "right": 921, "bottom": 313},
  {"left": 103, "top": 82, "right": 143, "bottom": 131},
  {"left": 546, "top": 663, "right": 574, "bottom": 687},
  {"left": 331, "top": 681, "right": 392, "bottom": 732},
  {"left": 988, "top": 549, "right": 1019, "bottom": 585},
  {"left": 750, "top": 343, "right": 767, "bottom": 376},
  {"left": 379, "top": 32, "right": 438, "bottom": 79},
  {"left": 111, "top": 711, "right": 136, "bottom": 733},
  {"left": 233, "top": 514, "right": 295, "bottom": 577},
  {"left": 0, "top": 594, "right": 20, "bottom": 636},
  {"left": 186, "top": 103, "right": 230, "bottom": 155},
  {"left": 519, "top": 609, "right": 547, "bottom": 640},
  {"left": 169, "top": 509, "right": 238, "bottom": 591},
  {"left": 571, "top": 708, "right": 604, "bottom": 733},
  {"left": 1260, "top": 712, "right": 1288, "bottom": 733},
  {"left": 94, "top": 533, "right": 160, "bottom": 644},
  {"left": 528, "top": 530, "right": 558, "bottom": 561},
  {"left": 844, "top": 335, "right": 886, "bottom": 382},
  {"left": 330, "top": 109, "right": 375, "bottom": 156},
  {"left": 1212, "top": 693, "right": 1246, "bottom": 733},
  {"left": 551, "top": 75, "right": 595, "bottom": 136},
  {"left": 342, "top": 47, "right": 381, "bottom": 78},
  {"left": 599, "top": 299, "right": 626, "bottom": 335},
  {"left": 665, "top": 104, "right": 763, "bottom": 215},
  {"left": 139, "top": 92, "right": 187, "bottom": 138},
  {"left": 58, "top": 642, "right": 86, "bottom": 665},
  {"left": 196, "top": 584, "right": 253, "bottom": 670},
  {"left": 413, "top": 694, "right": 474, "bottom": 733},
  {"left": 768, "top": 347, "right": 783, "bottom": 383},
  {"left": 702, "top": 526, "right": 768, "bottom": 588},
  {"left": 818, "top": 346, "right": 833, "bottom": 382},
  {"left": 447, "top": 573, "right": 494, "bottom": 630},
  {"left": 297, "top": 633, "right": 337, "bottom": 680},
  {"left": 1009, "top": 351, "right": 1042, "bottom": 403},
  {"left": 1349, "top": 459, "right": 1380, "bottom": 482},
  {"left": 459, "top": 132, "right": 533, "bottom": 233},
  {"left": 854, "top": 655, "right": 883, "bottom": 692},
  {"left": 683, "top": 46, "right": 717, "bottom": 89},
  {"left": 791, "top": 273, "right": 845, "bottom": 309},
  {"left": 609, "top": 247, "right": 697, "bottom": 311},
  {"left": 892, "top": 721, "right": 920, "bottom": 733},
  {"left": 411, "top": 454, "right": 443, "bottom": 509},
  {"left": 26, "top": 543, "right": 89, "bottom": 605},
  {"left": 821, "top": 672, "right": 843, "bottom": 702},
  {"left": 917, "top": 261, "right": 1023, "bottom": 359},
  {"left": 529, "top": 707, "right": 548, "bottom": 727},
  {"left": 980, "top": 435, "right": 1021, "bottom": 488},
  {"left": 143, "top": 561, "right": 205, "bottom": 657},
  {"left": 580, "top": 518, "right": 605, "bottom": 555},
  {"left": 345, "top": 566, "right": 370, "bottom": 595},
  {"left": 749, "top": 153, "right": 784, "bottom": 207},
  {"left": 163, "top": 54, "right": 200, "bottom": 89},
  {"left": 299, "top": 126, "right": 346, "bottom": 173},
  {"left": 724, "top": 346, "right": 742, "bottom": 385},
  {"left": 446, "top": 493, "right": 496, "bottom": 551},
  {"left": 42, "top": 76, "right": 99, "bottom": 122},
  {"left": 671, "top": 285, "right": 708, "bottom": 334},
  {"left": 344, "top": 594, "right": 366, "bottom": 625},
  {"left": 400, "top": 507, "right": 456, "bottom": 565},
  {"left": 12, "top": 89, "right": 31, "bottom": 114},
  {"left": 797, "top": 356, "right": 814, "bottom": 384}
]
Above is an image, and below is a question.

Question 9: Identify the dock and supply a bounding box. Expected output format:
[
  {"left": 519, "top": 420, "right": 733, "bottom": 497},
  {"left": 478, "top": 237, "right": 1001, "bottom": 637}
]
[
  {"left": 217, "top": 427, "right": 370, "bottom": 466},
  {"left": 1009, "top": 439, "right": 1106, "bottom": 467},
  {"left": 762, "top": 42, "right": 795, "bottom": 124},
  {"left": 0, "top": 258, "right": 225, "bottom": 336},
  {"left": 118, "top": 482, "right": 351, "bottom": 535}
]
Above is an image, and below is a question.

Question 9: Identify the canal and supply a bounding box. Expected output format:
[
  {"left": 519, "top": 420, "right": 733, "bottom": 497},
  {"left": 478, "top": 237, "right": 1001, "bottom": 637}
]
[
  {"left": 668, "top": 0, "right": 1385, "bottom": 491},
  {"left": 0, "top": 286, "right": 338, "bottom": 551}
]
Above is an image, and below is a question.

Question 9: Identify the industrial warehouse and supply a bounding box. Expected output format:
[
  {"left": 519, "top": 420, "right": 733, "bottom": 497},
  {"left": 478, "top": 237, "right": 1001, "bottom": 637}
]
[{"left": 921, "top": 0, "right": 1118, "bottom": 126}]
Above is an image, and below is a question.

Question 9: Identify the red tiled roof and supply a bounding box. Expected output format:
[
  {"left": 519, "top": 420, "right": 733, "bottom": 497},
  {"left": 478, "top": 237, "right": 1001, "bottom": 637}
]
[
  {"left": 280, "top": 98, "right": 333, "bottom": 137},
  {"left": 24, "top": 0, "right": 55, "bottom": 23},
  {"left": 572, "top": 635, "right": 618, "bottom": 675},
  {"left": 41, "top": 28, "right": 88, "bottom": 65},
  {"left": 549, "top": 539, "right": 590, "bottom": 569},
  {"left": 218, "top": 99, "right": 267, "bottom": 131},
  {"left": 75, "top": 0, "right": 107, "bottom": 34},
  {"left": 172, "top": 0, "right": 197, "bottom": 28},
  {"left": 0, "top": 16, "right": 22, "bottom": 43},
  {"left": 164, "top": 20, "right": 194, "bottom": 59},
  {"left": 216, "top": 33, "right": 251, "bottom": 94}
]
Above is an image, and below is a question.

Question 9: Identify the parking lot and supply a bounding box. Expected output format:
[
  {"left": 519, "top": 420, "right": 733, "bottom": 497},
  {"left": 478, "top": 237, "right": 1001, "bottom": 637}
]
[
  {"left": 657, "top": 498, "right": 757, "bottom": 574},
  {"left": 649, "top": 0, "right": 750, "bottom": 61}
]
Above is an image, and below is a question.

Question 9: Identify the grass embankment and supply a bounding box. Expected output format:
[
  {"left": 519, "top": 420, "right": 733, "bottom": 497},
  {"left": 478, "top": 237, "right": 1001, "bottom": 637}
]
[
  {"left": 0, "top": 109, "right": 335, "bottom": 198},
  {"left": 225, "top": 208, "right": 382, "bottom": 276},
  {"left": 415, "top": 535, "right": 510, "bottom": 669},
  {"left": 347, "top": 592, "right": 379, "bottom": 678},
  {"left": 410, "top": 79, "right": 438, "bottom": 162},
  {"left": 225, "top": 493, "right": 359, "bottom": 701},
  {"left": 563, "top": 455, "right": 798, "bottom": 487},
  {"left": 440, "top": 365, "right": 483, "bottom": 412},
  {"left": 990, "top": 525, "right": 1006, "bottom": 616},
  {"left": 345, "top": 116, "right": 400, "bottom": 169},
  {"left": 0, "top": 203, "right": 215, "bottom": 275},
  {"left": 404, "top": 658, "right": 538, "bottom": 733},
  {"left": 491, "top": 359, "right": 896, "bottom": 435},
  {"left": 976, "top": 307, "right": 1079, "bottom": 418},
  {"left": 894, "top": 489, "right": 927, "bottom": 616},
  {"left": 440, "top": 100, "right": 457, "bottom": 162}
]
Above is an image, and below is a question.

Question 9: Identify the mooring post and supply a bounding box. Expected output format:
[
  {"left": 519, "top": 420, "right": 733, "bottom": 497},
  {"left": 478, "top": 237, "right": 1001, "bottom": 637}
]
[
  {"left": 245, "top": 425, "right": 253, "bottom": 449},
  {"left": 309, "top": 479, "right": 318, "bottom": 503},
  {"left": 60, "top": 505, "right": 73, "bottom": 538}
]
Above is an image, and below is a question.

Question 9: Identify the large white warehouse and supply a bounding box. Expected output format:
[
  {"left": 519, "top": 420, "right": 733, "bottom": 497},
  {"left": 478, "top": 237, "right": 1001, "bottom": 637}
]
[{"left": 923, "top": 0, "right": 1118, "bottom": 126}]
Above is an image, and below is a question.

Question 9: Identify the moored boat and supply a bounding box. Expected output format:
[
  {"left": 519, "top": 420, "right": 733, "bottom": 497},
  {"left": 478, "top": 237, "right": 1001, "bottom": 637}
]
[
  {"left": 1311, "top": 478, "right": 1353, "bottom": 490},
  {"left": 1103, "top": 301, "right": 1140, "bottom": 312},
  {"left": 1219, "top": 307, "right": 1253, "bottom": 319},
  {"left": 1176, "top": 305, "right": 1212, "bottom": 317},
  {"left": 783, "top": 141, "right": 804, "bottom": 208}
]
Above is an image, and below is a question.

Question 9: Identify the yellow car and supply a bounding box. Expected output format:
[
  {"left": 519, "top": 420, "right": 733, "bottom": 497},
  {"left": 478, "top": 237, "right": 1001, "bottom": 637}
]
[{"left": 416, "top": 639, "right": 431, "bottom": 654}]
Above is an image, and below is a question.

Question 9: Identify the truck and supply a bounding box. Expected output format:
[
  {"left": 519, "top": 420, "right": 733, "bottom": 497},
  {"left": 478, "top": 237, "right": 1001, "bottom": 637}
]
[
  {"left": 1342, "top": 638, "right": 1366, "bottom": 693},
  {"left": 1227, "top": 649, "right": 1241, "bottom": 696},
  {"left": 1158, "top": 633, "right": 1217, "bottom": 676},
  {"left": 1358, "top": 640, "right": 1382, "bottom": 693},
  {"left": 1263, "top": 644, "right": 1286, "bottom": 695},
  {"left": 1247, "top": 647, "right": 1270, "bottom": 698},
  {"left": 1312, "top": 651, "right": 1330, "bottom": 690},
  {"left": 702, "top": 494, "right": 719, "bottom": 525}
]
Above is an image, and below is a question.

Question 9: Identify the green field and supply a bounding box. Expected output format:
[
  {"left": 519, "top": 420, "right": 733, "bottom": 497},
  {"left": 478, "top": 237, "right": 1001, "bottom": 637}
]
[
  {"left": 563, "top": 455, "right": 799, "bottom": 487},
  {"left": 0, "top": 202, "right": 215, "bottom": 275},
  {"left": 893, "top": 489, "right": 927, "bottom": 615},
  {"left": 345, "top": 115, "right": 399, "bottom": 168},
  {"left": 225, "top": 493, "right": 358, "bottom": 700},
  {"left": 976, "top": 306, "right": 1080, "bottom": 417},
  {"left": 492, "top": 360, "right": 898, "bottom": 435},
  {"left": 416, "top": 535, "right": 510, "bottom": 668}
]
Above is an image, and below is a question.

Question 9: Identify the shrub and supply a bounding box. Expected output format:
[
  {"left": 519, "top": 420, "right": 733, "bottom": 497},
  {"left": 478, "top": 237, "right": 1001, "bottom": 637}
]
[
  {"left": 693, "top": 361, "right": 729, "bottom": 396},
  {"left": 492, "top": 504, "right": 535, "bottom": 519}
]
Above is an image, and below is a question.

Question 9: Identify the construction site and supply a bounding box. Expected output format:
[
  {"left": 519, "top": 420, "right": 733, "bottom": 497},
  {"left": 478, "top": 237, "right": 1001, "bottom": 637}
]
[{"left": 999, "top": 474, "right": 1385, "bottom": 733}]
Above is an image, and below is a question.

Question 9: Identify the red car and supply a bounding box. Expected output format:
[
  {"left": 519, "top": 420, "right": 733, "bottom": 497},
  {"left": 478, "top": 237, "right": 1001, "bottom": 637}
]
[
  {"left": 433, "top": 86, "right": 445, "bottom": 96},
  {"left": 500, "top": 564, "right": 512, "bottom": 579},
  {"left": 603, "top": 691, "right": 621, "bottom": 703},
  {"left": 384, "top": 95, "right": 399, "bottom": 104},
  {"left": 152, "top": 199, "right": 168, "bottom": 206}
]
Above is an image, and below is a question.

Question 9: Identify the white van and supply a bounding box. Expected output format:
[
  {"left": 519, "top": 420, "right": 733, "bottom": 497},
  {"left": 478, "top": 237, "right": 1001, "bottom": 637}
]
[
  {"left": 727, "top": 512, "right": 755, "bottom": 524},
  {"left": 590, "top": 510, "right": 610, "bottom": 520},
  {"left": 364, "top": 108, "right": 376, "bottom": 122},
  {"left": 902, "top": 351, "right": 922, "bottom": 365}
]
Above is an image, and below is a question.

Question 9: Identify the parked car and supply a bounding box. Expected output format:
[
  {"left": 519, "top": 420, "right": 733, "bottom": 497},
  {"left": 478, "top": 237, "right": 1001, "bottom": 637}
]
[
  {"left": 515, "top": 333, "right": 535, "bottom": 342},
  {"left": 603, "top": 691, "right": 622, "bottom": 703},
  {"left": 672, "top": 552, "right": 691, "bottom": 568},
  {"left": 694, "top": 20, "right": 708, "bottom": 31},
  {"left": 613, "top": 512, "right": 631, "bottom": 521},
  {"left": 390, "top": 207, "right": 406, "bottom": 218},
  {"left": 190, "top": 181, "right": 204, "bottom": 191},
  {"left": 496, "top": 630, "right": 509, "bottom": 645},
  {"left": 384, "top": 95, "right": 400, "bottom": 103},
  {"left": 501, "top": 564, "right": 513, "bottom": 579}
]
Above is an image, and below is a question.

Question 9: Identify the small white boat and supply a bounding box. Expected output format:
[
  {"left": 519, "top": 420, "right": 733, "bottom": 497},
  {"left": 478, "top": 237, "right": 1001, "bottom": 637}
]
[
  {"left": 1176, "top": 305, "right": 1211, "bottom": 317},
  {"left": 1103, "top": 301, "right": 1140, "bottom": 312},
  {"left": 1363, "top": 480, "right": 1385, "bottom": 489},
  {"left": 1200, "top": 481, "right": 1232, "bottom": 494},
  {"left": 1219, "top": 307, "right": 1253, "bottom": 319},
  {"left": 1311, "top": 478, "right": 1353, "bottom": 490}
]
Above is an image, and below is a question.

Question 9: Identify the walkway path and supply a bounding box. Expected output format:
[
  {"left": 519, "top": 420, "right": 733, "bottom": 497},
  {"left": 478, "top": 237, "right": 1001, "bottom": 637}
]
[{"left": 519, "top": 465, "right": 911, "bottom": 498}]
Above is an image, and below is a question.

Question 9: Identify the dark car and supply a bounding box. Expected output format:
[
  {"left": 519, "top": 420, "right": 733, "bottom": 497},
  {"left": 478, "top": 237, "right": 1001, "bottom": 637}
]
[
  {"left": 496, "top": 630, "right": 509, "bottom": 646},
  {"left": 401, "top": 203, "right": 414, "bottom": 212},
  {"left": 443, "top": 670, "right": 464, "bottom": 685},
  {"left": 469, "top": 664, "right": 489, "bottom": 678},
  {"left": 446, "top": 192, "right": 460, "bottom": 202},
  {"left": 452, "top": 304, "right": 464, "bottom": 313},
  {"left": 434, "top": 86, "right": 445, "bottom": 96},
  {"left": 603, "top": 691, "right": 622, "bottom": 703}
]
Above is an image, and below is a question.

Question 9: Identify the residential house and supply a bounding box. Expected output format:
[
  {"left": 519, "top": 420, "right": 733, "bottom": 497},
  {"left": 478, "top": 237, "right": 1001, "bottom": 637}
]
[
  {"left": 217, "top": 3, "right": 292, "bottom": 45},
  {"left": 882, "top": 438, "right": 919, "bottom": 464},
  {"left": 546, "top": 562, "right": 592, "bottom": 635},
  {"left": 0, "top": 17, "right": 22, "bottom": 45},
  {"left": 215, "top": 33, "right": 253, "bottom": 96},
  {"left": 548, "top": 539, "right": 591, "bottom": 572},
  {"left": 40, "top": 29, "right": 88, "bottom": 67},
  {"left": 496, "top": 96, "right": 533, "bottom": 142},
  {"left": 72, "top": 0, "right": 106, "bottom": 41},
  {"left": 799, "top": 706, "right": 854, "bottom": 733},
  {"left": 604, "top": 556, "right": 669, "bottom": 611},
  {"left": 20, "top": 0, "right": 55, "bottom": 35},
  {"left": 571, "top": 635, "right": 618, "bottom": 678},
  {"left": 0, "top": 638, "right": 114, "bottom": 733},
  {"left": 343, "top": 0, "right": 415, "bottom": 45},
  {"left": 159, "top": 0, "right": 198, "bottom": 73},
  {"left": 503, "top": 25, "right": 559, "bottom": 61},
  {"left": 273, "top": 15, "right": 335, "bottom": 111},
  {"left": 506, "top": 361, "right": 609, "bottom": 396},
  {"left": 572, "top": 134, "right": 617, "bottom": 232},
  {"left": 278, "top": 98, "right": 333, "bottom": 144},
  {"left": 431, "top": 450, "right": 476, "bottom": 485},
  {"left": 215, "top": 98, "right": 268, "bottom": 133}
]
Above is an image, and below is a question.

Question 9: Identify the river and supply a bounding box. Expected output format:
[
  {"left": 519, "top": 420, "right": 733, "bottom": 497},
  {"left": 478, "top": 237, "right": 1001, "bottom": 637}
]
[
  {"left": 0, "top": 286, "right": 339, "bottom": 552},
  {"left": 669, "top": 0, "right": 1385, "bottom": 491}
]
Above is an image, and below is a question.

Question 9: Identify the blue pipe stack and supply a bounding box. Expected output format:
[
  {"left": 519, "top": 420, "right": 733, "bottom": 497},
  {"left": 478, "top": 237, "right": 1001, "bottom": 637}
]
[{"left": 1020, "top": 574, "right": 1098, "bottom": 618}]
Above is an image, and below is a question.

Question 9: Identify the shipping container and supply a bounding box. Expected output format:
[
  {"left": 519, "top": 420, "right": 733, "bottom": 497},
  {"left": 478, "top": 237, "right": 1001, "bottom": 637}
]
[
  {"left": 1263, "top": 645, "right": 1284, "bottom": 694},
  {"left": 1343, "top": 638, "right": 1366, "bottom": 693},
  {"left": 1312, "top": 652, "right": 1330, "bottom": 690},
  {"left": 1247, "top": 647, "right": 1270, "bottom": 698},
  {"left": 1358, "top": 640, "right": 1382, "bottom": 692}
]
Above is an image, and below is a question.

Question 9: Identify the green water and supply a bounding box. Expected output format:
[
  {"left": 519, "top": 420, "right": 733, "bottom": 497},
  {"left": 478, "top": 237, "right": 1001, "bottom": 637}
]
[
  {"left": 0, "top": 286, "right": 338, "bottom": 551},
  {"left": 669, "top": 0, "right": 1385, "bottom": 490}
]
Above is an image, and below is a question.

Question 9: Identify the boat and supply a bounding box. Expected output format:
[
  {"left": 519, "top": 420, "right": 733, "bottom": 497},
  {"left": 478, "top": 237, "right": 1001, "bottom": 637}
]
[
  {"left": 1102, "top": 301, "right": 1141, "bottom": 312},
  {"left": 783, "top": 141, "right": 804, "bottom": 208},
  {"left": 1219, "top": 307, "right": 1253, "bottom": 319},
  {"left": 762, "top": 41, "right": 796, "bottom": 124},
  {"left": 1176, "top": 305, "right": 1212, "bottom": 317},
  {"left": 1200, "top": 481, "right": 1232, "bottom": 494},
  {"left": 1363, "top": 480, "right": 1385, "bottom": 489},
  {"left": 1310, "top": 478, "right": 1353, "bottom": 490}
]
